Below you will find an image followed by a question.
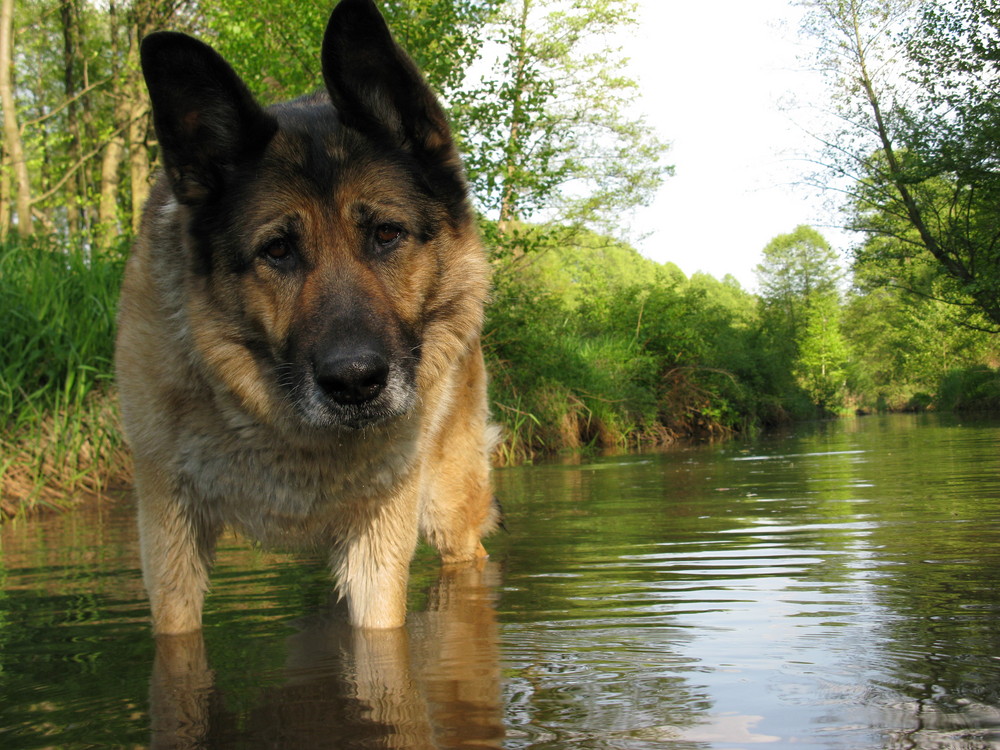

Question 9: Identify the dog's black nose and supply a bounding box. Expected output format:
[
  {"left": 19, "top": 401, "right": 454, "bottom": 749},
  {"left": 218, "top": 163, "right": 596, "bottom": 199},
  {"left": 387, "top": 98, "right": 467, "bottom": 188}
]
[{"left": 315, "top": 351, "right": 389, "bottom": 405}]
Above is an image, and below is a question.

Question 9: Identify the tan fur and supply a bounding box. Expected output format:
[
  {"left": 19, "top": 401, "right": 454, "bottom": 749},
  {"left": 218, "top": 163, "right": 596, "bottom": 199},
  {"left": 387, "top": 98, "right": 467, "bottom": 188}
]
[{"left": 117, "top": 2, "right": 497, "bottom": 634}]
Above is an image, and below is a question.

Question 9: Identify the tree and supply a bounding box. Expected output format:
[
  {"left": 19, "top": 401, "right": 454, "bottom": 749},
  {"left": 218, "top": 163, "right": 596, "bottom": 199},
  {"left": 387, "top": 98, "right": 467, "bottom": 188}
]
[
  {"left": 0, "top": 0, "right": 490, "bottom": 245},
  {"left": 1, "top": 0, "right": 666, "bottom": 256},
  {"left": 755, "top": 225, "right": 842, "bottom": 338},
  {"left": 0, "top": 0, "right": 32, "bottom": 238},
  {"left": 59, "top": 0, "right": 87, "bottom": 237},
  {"left": 203, "top": 0, "right": 496, "bottom": 103},
  {"left": 0, "top": 0, "right": 193, "bottom": 244},
  {"left": 795, "top": 292, "right": 849, "bottom": 410},
  {"left": 755, "top": 226, "right": 845, "bottom": 409},
  {"left": 902, "top": 0, "right": 1000, "bottom": 197},
  {"left": 797, "top": 0, "right": 1000, "bottom": 329},
  {"left": 454, "top": 0, "right": 669, "bottom": 254},
  {"left": 97, "top": 0, "right": 184, "bottom": 246},
  {"left": 843, "top": 278, "right": 998, "bottom": 409}
]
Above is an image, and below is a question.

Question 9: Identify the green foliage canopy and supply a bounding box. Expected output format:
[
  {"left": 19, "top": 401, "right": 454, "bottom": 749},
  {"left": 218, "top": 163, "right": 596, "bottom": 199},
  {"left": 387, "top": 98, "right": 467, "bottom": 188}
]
[
  {"left": 797, "top": 0, "right": 1000, "bottom": 329},
  {"left": 452, "top": 0, "right": 670, "bottom": 245}
]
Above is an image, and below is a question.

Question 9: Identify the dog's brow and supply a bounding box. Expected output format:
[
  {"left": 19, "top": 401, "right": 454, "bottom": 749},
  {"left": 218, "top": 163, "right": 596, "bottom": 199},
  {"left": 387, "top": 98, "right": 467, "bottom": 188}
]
[
  {"left": 352, "top": 200, "right": 408, "bottom": 223},
  {"left": 248, "top": 206, "right": 300, "bottom": 236},
  {"left": 256, "top": 216, "right": 302, "bottom": 243}
]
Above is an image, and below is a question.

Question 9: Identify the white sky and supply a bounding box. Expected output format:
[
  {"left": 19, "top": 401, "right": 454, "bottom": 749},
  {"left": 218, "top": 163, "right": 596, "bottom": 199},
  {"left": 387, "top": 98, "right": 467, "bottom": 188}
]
[{"left": 626, "top": 0, "right": 852, "bottom": 291}]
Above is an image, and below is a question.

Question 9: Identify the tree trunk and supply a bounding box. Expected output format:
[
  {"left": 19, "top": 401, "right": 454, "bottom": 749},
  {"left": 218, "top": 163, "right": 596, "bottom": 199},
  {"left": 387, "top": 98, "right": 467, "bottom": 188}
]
[
  {"left": 32, "top": 60, "right": 55, "bottom": 232},
  {"left": 79, "top": 13, "right": 96, "bottom": 235},
  {"left": 61, "top": 0, "right": 84, "bottom": 237},
  {"left": 128, "top": 103, "right": 151, "bottom": 231},
  {"left": 126, "top": 20, "right": 150, "bottom": 232},
  {"left": 97, "top": 104, "right": 127, "bottom": 249},
  {"left": 496, "top": 0, "right": 531, "bottom": 242},
  {"left": 0, "top": 144, "right": 9, "bottom": 239},
  {"left": 97, "top": 1, "right": 127, "bottom": 249},
  {"left": 0, "top": 0, "right": 33, "bottom": 238}
]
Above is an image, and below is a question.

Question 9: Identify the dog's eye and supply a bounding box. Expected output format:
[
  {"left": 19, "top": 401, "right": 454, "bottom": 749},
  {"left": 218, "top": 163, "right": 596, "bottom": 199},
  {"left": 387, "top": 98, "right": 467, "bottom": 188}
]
[
  {"left": 264, "top": 240, "right": 290, "bottom": 260},
  {"left": 261, "top": 239, "right": 297, "bottom": 269},
  {"left": 374, "top": 224, "right": 403, "bottom": 250}
]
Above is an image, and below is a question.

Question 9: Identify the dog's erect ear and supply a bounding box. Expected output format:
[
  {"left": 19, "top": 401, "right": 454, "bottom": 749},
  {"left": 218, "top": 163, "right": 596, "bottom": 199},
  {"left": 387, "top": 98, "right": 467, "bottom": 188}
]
[
  {"left": 141, "top": 32, "right": 277, "bottom": 205},
  {"left": 322, "top": 0, "right": 456, "bottom": 162}
]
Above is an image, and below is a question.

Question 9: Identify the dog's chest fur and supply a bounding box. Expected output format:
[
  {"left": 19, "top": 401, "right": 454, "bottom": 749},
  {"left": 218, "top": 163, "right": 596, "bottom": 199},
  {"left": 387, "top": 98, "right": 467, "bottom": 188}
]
[{"left": 172, "top": 410, "right": 422, "bottom": 541}]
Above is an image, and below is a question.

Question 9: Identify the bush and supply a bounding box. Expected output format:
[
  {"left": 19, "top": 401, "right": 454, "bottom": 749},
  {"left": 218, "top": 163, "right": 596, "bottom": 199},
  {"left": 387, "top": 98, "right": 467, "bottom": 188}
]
[
  {"left": 935, "top": 366, "right": 1000, "bottom": 412},
  {"left": 483, "top": 237, "right": 772, "bottom": 459}
]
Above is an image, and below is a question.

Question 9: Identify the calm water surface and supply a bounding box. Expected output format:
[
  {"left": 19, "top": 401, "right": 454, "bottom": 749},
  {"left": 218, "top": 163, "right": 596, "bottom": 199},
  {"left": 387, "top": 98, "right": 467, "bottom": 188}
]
[{"left": 2, "top": 413, "right": 1000, "bottom": 748}]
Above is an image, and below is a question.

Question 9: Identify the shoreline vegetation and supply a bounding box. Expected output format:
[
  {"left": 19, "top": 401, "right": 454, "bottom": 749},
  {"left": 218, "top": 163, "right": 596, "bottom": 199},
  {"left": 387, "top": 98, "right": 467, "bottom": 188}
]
[
  {"left": 4, "top": 229, "right": 1000, "bottom": 519},
  {"left": 0, "top": 238, "right": 128, "bottom": 516}
]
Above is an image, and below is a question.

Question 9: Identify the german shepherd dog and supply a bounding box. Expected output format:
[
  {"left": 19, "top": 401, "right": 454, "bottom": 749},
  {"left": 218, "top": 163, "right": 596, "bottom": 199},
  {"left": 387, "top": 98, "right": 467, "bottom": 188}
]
[{"left": 116, "top": 0, "right": 499, "bottom": 634}]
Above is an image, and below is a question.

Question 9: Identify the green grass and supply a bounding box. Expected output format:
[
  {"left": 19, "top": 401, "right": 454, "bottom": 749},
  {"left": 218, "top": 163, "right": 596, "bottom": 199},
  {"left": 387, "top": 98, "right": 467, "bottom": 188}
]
[
  {"left": 485, "top": 306, "right": 669, "bottom": 462},
  {"left": 0, "top": 237, "right": 129, "bottom": 515}
]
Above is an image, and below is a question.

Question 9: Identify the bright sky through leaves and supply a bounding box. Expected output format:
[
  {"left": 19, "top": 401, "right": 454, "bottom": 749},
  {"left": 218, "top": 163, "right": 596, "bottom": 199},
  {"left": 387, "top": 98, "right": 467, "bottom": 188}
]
[{"left": 628, "top": 0, "right": 848, "bottom": 291}]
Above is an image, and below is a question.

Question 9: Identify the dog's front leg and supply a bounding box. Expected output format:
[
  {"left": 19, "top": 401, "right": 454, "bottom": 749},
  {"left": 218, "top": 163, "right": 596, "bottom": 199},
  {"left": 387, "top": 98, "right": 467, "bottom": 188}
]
[
  {"left": 419, "top": 342, "right": 499, "bottom": 563},
  {"left": 332, "top": 480, "right": 421, "bottom": 629},
  {"left": 135, "top": 461, "right": 218, "bottom": 635}
]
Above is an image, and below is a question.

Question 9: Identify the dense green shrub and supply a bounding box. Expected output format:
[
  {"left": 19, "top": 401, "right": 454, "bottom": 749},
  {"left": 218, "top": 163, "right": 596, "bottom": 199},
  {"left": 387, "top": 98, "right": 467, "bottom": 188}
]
[
  {"left": 935, "top": 366, "right": 1000, "bottom": 412},
  {"left": 483, "top": 231, "right": 775, "bottom": 458}
]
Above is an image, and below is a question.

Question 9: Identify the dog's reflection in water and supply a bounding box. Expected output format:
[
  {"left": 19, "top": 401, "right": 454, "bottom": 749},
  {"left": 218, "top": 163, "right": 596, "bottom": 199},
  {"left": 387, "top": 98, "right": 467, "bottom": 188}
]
[{"left": 149, "top": 562, "right": 503, "bottom": 749}]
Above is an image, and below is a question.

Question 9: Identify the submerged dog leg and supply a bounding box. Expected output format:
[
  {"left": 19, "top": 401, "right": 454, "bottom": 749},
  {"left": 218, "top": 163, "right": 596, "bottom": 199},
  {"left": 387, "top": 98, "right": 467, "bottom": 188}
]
[
  {"left": 135, "top": 462, "right": 217, "bottom": 635},
  {"left": 420, "top": 343, "right": 499, "bottom": 563}
]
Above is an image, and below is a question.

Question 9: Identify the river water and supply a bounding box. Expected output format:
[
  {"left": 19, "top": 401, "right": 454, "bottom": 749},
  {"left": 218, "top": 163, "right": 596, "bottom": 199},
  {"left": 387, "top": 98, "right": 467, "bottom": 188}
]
[{"left": 2, "top": 413, "right": 999, "bottom": 748}]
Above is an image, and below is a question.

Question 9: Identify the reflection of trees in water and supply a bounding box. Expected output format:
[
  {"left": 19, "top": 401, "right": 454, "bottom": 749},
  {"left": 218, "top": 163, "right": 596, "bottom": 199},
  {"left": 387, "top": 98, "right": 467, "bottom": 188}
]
[{"left": 730, "top": 415, "right": 1000, "bottom": 746}]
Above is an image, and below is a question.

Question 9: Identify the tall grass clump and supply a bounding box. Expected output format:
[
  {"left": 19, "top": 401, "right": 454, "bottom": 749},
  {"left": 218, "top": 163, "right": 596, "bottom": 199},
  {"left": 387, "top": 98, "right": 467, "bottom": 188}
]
[
  {"left": 0, "top": 237, "right": 128, "bottom": 516},
  {"left": 484, "top": 284, "right": 667, "bottom": 463}
]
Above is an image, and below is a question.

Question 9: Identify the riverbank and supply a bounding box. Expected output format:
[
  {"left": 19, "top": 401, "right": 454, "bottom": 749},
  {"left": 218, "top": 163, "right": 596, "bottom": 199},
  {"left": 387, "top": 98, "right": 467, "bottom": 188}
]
[
  {"left": 5, "top": 235, "right": 1000, "bottom": 519},
  {"left": 0, "top": 235, "right": 747, "bottom": 517}
]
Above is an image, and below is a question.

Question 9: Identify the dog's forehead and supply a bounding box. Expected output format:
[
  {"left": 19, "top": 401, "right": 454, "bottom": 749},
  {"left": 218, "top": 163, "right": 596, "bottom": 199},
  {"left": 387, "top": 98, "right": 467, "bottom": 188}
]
[
  {"left": 261, "top": 101, "right": 417, "bottom": 198},
  {"left": 267, "top": 102, "right": 346, "bottom": 172}
]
